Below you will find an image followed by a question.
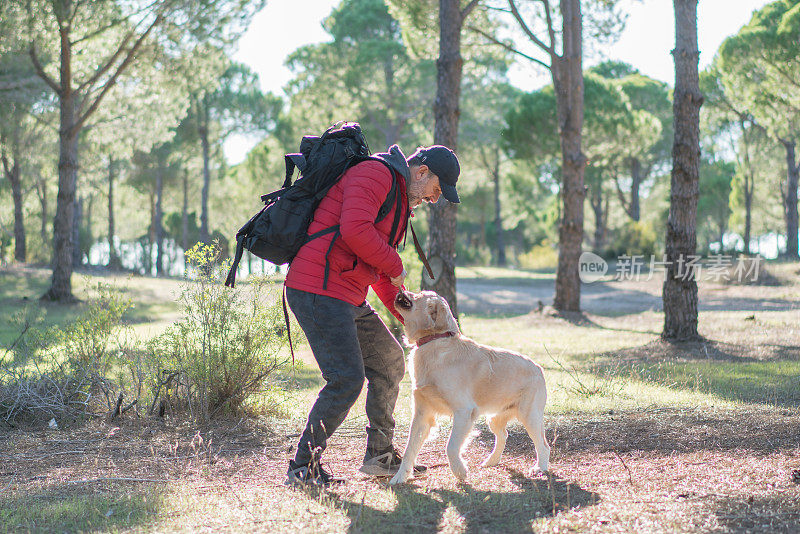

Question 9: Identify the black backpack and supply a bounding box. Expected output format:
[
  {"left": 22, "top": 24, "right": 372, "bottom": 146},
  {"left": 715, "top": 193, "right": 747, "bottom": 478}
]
[{"left": 224, "top": 122, "right": 403, "bottom": 288}]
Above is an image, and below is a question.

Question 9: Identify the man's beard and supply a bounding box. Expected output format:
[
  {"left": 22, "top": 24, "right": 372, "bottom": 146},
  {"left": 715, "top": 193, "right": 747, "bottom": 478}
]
[{"left": 407, "top": 180, "right": 424, "bottom": 208}]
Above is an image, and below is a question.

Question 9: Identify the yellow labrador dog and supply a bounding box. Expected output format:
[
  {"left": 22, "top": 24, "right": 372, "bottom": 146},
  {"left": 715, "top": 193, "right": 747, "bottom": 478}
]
[{"left": 389, "top": 290, "right": 549, "bottom": 485}]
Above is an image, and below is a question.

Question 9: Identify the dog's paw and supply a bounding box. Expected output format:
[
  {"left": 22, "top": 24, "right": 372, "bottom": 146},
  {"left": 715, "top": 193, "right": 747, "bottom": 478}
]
[
  {"left": 450, "top": 460, "right": 468, "bottom": 481},
  {"left": 529, "top": 465, "right": 548, "bottom": 477},
  {"left": 481, "top": 456, "right": 501, "bottom": 468},
  {"left": 390, "top": 470, "right": 411, "bottom": 486}
]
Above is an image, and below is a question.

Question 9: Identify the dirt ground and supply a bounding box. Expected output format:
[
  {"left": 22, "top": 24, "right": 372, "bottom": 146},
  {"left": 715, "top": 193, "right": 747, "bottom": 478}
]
[
  {"left": 456, "top": 263, "right": 800, "bottom": 317},
  {"left": 1, "top": 406, "right": 798, "bottom": 532},
  {"left": 1, "top": 263, "right": 799, "bottom": 532}
]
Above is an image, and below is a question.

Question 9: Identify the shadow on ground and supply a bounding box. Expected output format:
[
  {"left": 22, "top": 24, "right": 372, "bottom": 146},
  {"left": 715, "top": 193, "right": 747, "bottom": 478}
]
[
  {"left": 470, "top": 406, "right": 800, "bottom": 459},
  {"left": 711, "top": 493, "right": 800, "bottom": 533},
  {"left": 326, "top": 470, "right": 598, "bottom": 533}
]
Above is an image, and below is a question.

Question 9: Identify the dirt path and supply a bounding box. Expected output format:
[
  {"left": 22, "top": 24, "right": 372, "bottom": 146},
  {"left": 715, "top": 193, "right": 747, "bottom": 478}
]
[{"left": 457, "top": 269, "right": 800, "bottom": 316}]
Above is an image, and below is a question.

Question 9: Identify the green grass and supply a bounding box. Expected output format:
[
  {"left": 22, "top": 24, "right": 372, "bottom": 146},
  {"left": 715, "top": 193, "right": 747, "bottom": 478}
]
[
  {"left": 1, "top": 263, "right": 799, "bottom": 533},
  {"left": 0, "top": 484, "right": 163, "bottom": 532},
  {"left": 619, "top": 359, "right": 800, "bottom": 407}
]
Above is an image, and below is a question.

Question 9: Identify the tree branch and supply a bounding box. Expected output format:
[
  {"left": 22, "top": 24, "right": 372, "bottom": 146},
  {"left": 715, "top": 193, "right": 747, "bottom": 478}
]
[
  {"left": 613, "top": 175, "right": 632, "bottom": 218},
  {"left": 508, "top": 0, "right": 556, "bottom": 57},
  {"left": 75, "top": 13, "right": 164, "bottom": 130},
  {"left": 71, "top": 18, "right": 128, "bottom": 46},
  {"left": 467, "top": 25, "right": 551, "bottom": 71},
  {"left": 462, "top": 0, "right": 481, "bottom": 18},
  {"left": 70, "top": 0, "right": 161, "bottom": 46},
  {"left": 1, "top": 143, "right": 11, "bottom": 180},
  {"left": 540, "top": 0, "right": 557, "bottom": 52},
  {"left": 76, "top": 31, "right": 134, "bottom": 94},
  {"left": 28, "top": 45, "right": 61, "bottom": 95}
]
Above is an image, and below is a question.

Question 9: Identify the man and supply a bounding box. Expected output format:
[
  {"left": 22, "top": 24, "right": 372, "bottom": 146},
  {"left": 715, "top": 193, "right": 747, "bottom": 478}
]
[{"left": 284, "top": 143, "right": 461, "bottom": 486}]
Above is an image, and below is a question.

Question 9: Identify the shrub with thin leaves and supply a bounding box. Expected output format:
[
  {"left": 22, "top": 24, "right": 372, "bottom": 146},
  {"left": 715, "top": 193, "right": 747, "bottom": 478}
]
[
  {"left": 0, "top": 283, "right": 132, "bottom": 425},
  {"left": 145, "top": 243, "right": 289, "bottom": 423}
]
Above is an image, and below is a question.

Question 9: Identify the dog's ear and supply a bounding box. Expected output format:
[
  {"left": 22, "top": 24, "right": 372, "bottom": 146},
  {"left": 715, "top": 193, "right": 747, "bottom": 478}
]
[{"left": 428, "top": 297, "right": 452, "bottom": 333}]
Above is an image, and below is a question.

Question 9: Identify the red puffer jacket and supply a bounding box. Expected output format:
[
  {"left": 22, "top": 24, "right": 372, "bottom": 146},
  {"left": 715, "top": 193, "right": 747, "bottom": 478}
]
[{"left": 285, "top": 159, "right": 409, "bottom": 320}]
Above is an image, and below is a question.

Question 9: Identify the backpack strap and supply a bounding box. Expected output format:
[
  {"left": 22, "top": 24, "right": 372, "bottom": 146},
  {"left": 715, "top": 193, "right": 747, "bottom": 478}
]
[
  {"left": 225, "top": 202, "right": 271, "bottom": 288},
  {"left": 388, "top": 180, "right": 403, "bottom": 247},
  {"left": 321, "top": 226, "right": 342, "bottom": 290},
  {"left": 373, "top": 162, "right": 409, "bottom": 247},
  {"left": 282, "top": 283, "right": 295, "bottom": 367},
  {"left": 283, "top": 153, "right": 306, "bottom": 188},
  {"left": 306, "top": 224, "right": 341, "bottom": 290},
  {"left": 225, "top": 235, "right": 246, "bottom": 288}
]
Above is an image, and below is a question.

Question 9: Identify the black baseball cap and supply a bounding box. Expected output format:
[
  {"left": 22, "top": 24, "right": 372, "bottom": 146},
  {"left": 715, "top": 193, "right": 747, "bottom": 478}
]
[{"left": 411, "top": 145, "right": 461, "bottom": 203}]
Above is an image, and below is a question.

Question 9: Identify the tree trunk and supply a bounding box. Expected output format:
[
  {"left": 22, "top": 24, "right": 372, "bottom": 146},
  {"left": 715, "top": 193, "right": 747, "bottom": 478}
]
[
  {"left": 780, "top": 139, "right": 799, "bottom": 259},
  {"left": 107, "top": 158, "right": 120, "bottom": 268},
  {"left": 10, "top": 162, "right": 25, "bottom": 263},
  {"left": 740, "top": 119, "right": 754, "bottom": 256},
  {"left": 36, "top": 170, "right": 48, "bottom": 245},
  {"left": 422, "top": 0, "right": 470, "bottom": 318},
  {"left": 629, "top": 158, "right": 641, "bottom": 221},
  {"left": 492, "top": 150, "right": 506, "bottom": 267},
  {"left": 85, "top": 193, "right": 94, "bottom": 265},
  {"left": 553, "top": 0, "right": 585, "bottom": 312},
  {"left": 199, "top": 117, "right": 211, "bottom": 245},
  {"left": 590, "top": 185, "right": 604, "bottom": 251},
  {"left": 72, "top": 195, "right": 83, "bottom": 268},
  {"left": 382, "top": 55, "right": 399, "bottom": 147},
  {"left": 146, "top": 192, "right": 155, "bottom": 275},
  {"left": 182, "top": 167, "right": 189, "bottom": 263},
  {"left": 743, "top": 181, "right": 752, "bottom": 255},
  {"left": 154, "top": 157, "right": 165, "bottom": 276},
  {"left": 2, "top": 147, "right": 25, "bottom": 262},
  {"left": 662, "top": 0, "right": 702, "bottom": 340},
  {"left": 43, "top": 24, "right": 79, "bottom": 302}
]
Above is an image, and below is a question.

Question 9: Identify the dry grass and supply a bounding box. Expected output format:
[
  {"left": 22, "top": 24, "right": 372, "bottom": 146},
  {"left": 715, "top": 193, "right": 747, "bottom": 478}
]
[
  {"left": 1, "top": 262, "right": 799, "bottom": 532},
  {"left": 1, "top": 406, "right": 798, "bottom": 532}
]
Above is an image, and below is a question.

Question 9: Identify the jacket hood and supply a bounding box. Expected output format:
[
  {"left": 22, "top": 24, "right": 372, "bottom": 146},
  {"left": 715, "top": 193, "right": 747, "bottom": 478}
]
[{"left": 371, "top": 144, "right": 409, "bottom": 180}]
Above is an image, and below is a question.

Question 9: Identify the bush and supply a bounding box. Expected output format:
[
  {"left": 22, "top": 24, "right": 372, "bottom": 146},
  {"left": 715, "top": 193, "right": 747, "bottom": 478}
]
[
  {"left": 602, "top": 221, "right": 658, "bottom": 259},
  {"left": 1, "top": 248, "right": 290, "bottom": 427},
  {"left": 518, "top": 242, "right": 559, "bottom": 271},
  {"left": 142, "top": 243, "right": 289, "bottom": 424},
  {"left": 1, "top": 283, "right": 132, "bottom": 425}
]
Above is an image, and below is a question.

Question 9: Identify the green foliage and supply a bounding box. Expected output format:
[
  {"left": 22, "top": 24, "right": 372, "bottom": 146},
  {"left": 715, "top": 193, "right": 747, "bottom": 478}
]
[
  {"left": 517, "top": 242, "right": 559, "bottom": 271},
  {"left": 55, "top": 283, "right": 132, "bottom": 377},
  {"left": 602, "top": 220, "right": 658, "bottom": 259},
  {"left": 697, "top": 159, "right": 734, "bottom": 251},
  {"left": 284, "top": 0, "right": 435, "bottom": 149},
  {"left": 718, "top": 0, "right": 800, "bottom": 141},
  {"left": 143, "top": 243, "right": 288, "bottom": 423},
  {"left": 1, "top": 282, "right": 132, "bottom": 423}
]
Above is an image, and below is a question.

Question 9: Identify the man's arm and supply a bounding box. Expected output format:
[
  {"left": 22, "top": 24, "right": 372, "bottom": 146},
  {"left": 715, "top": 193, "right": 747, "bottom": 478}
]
[{"left": 373, "top": 274, "right": 404, "bottom": 322}]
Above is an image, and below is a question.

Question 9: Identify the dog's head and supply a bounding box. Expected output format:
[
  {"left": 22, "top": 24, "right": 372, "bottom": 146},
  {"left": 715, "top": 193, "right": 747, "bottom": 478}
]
[{"left": 394, "top": 290, "right": 459, "bottom": 345}]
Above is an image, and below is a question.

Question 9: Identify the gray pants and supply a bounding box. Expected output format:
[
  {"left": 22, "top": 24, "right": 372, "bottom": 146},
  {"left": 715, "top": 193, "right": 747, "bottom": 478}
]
[{"left": 286, "top": 287, "right": 405, "bottom": 465}]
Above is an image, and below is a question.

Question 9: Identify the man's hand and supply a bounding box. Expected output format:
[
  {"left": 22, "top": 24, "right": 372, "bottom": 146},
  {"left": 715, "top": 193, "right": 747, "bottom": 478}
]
[{"left": 390, "top": 268, "right": 407, "bottom": 288}]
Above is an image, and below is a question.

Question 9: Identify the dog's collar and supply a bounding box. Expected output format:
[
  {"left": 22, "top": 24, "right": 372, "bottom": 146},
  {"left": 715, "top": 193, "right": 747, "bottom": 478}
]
[{"left": 416, "top": 331, "right": 457, "bottom": 346}]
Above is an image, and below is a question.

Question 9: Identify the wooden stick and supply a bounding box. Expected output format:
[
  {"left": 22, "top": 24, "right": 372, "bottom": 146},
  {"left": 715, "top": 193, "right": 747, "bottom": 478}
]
[{"left": 66, "top": 477, "right": 168, "bottom": 484}]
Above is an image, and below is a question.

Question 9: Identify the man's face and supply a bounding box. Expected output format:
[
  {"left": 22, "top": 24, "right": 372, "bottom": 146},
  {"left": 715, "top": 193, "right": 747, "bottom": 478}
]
[{"left": 408, "top": 165, "right": 442, "bottom": 208}]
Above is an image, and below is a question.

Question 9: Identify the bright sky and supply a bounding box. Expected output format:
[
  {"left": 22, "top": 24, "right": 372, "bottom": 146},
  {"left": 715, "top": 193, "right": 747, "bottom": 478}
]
[{"left": 225, "top": 0, "right": 772, "bottom": 163}]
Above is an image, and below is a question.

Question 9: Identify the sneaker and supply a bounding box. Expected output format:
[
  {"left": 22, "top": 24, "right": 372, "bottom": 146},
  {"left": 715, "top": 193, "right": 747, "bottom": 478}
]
[
  {"left": 359, "top": 446, "right": 428, "bottom": 477},
  {"left": 284, "top": 457, "right": 345, "bottom": 487}
]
